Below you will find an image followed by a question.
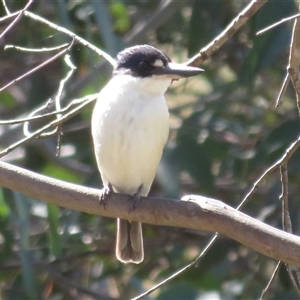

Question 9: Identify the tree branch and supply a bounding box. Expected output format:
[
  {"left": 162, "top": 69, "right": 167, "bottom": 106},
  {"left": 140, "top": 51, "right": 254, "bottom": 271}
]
[
  {"left": 0, "top": 94, "right": 97, "bottom": 158},
  {"left": 288, "top": 4, "right": 300, "bottom": 114},
  {"left": 186, "top": 0, "right": 267, "bottom": 66},
  {"left": 0, "top": 0, "right": 33, "bottom": 40},
  {"left": 0, "top": 161, "right": 300, "bottom": 267}
]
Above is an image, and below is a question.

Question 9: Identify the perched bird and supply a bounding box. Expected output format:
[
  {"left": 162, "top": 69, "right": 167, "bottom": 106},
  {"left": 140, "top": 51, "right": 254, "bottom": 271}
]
[{"left": 91, "top": 44, "right": 203, "bottom": 264}]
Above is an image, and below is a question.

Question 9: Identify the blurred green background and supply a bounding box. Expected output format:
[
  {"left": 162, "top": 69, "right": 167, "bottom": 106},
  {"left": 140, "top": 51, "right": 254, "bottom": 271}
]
[{"left": 0, "top": 0, "right": 300, "bottom": 299}]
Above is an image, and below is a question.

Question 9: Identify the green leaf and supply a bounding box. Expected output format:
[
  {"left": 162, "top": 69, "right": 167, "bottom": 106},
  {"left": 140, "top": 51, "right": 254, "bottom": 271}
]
[
  {"left": 0, "top": 91, "right": 17, "bottom": 109},
  {"left": 42, "top": 163, "right": 82, "bottom": 183},
  {"left": 47, "top": 203, "right": 62, "bottom": 258},
  {"left": 0, "top": 189, "right": 10, "bottom": 218},
  {"left": 110, "top": 2, "right": 130, "bottom": 34}
]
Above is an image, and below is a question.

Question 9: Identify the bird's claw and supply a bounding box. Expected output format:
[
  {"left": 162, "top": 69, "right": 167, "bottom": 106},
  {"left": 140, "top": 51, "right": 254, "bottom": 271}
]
[
  {"left": 129, "top": 185, "right": 142, "bottom": 213},
  {"left": 100, "top": 183, "right": 113, "bottom": 208}
]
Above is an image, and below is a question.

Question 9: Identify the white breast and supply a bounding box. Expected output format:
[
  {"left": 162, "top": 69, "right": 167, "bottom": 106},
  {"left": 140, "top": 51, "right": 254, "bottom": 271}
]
[{"left": 92, "top": 75, "right": 170, "bottom": 196}]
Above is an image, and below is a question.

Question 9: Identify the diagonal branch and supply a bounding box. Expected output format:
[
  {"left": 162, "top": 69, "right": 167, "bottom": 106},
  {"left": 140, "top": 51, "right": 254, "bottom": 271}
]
[
  {"left": 0, "top": 38, "right": 74, "bottom": 93},
  {"left": 0, "top": 94, "right": 97, "bottom": 158},
  {"left": 0, "top": 0, "right": 33, "bottom": 40},
  {"left": 186, "top": 0, "right": 267, "bottom": 66}
]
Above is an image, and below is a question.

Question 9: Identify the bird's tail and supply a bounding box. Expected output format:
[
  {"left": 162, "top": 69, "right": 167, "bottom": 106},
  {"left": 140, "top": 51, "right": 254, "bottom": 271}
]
[{"left": 116, "top": 218, "right": 144, "bottom": 264}]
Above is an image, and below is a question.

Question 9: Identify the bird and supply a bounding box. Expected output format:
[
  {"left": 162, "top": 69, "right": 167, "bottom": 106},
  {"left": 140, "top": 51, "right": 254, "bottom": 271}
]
[{"left": 91, "top": 44, "right": 203, "bottom": 264}]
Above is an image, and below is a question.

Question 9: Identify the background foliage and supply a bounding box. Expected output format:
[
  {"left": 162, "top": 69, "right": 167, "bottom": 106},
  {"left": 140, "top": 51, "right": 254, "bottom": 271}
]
[{"left": 0, "top": 0, "right": 300, "bottom": 299}]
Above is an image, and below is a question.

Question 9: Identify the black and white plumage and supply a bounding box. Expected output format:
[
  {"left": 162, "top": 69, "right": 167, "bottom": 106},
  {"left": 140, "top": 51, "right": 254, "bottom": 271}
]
[{"left": 92, "top": 45, "right": 203, "bottom": 263}]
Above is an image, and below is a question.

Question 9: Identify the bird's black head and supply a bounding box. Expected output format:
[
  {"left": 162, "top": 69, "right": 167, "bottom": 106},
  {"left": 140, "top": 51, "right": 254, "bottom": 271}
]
[
  {"left": 114, "top": 45, "right": 171, "bottom": 78},
  {"left": 113, "top": 44, "right": 204, "bottom": 79}
]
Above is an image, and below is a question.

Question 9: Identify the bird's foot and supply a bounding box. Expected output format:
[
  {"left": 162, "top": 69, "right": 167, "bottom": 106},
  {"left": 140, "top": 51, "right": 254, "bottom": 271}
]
[
  {"left": 100, "top": 183, "right": 113, "bottom": 208},
  {"left": 129, "top": 185, "right": 143, "bottom": 213}
]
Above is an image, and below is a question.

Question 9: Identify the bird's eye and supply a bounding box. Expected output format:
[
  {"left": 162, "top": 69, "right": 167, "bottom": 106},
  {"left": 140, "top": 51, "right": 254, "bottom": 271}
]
[
  {"left": 152, "top": 59, "right": 164, "bottom": 68},
  {"left": 136, "top": 59, "right": 162, "bottom": 77}
]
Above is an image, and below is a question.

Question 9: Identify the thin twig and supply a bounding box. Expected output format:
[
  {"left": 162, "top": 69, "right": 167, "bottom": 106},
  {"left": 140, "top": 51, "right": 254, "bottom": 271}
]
[
  {"left": 22, "top": 55, "right": 77, "bottom": 138},
  {"left": 0, "top": 12, "right": 17, "bottom": 22},
  {"left": 260, "top": 262, "right": 282, "bottom": 299},
  {"left": 1, "top": 7, "right": 115, "bottom": 65},
  {"left": 275, "top": 73, "right": 290, "bottom": 107},
  {"left": 0, "top": 94, "right": 97, "bottom": 158},
  {"left": 55, "top": 55, "right": 76, "bottom": 114},
  {"left": 0, "top": 94, "right": 97, "bottom": 126},
  {"left": 239, "top": 136, "right": 300, "bottom": 211},
  {"left": 285, "top": 263, "right": 300, "bottom": 296},
  {"left": 280, "top": 164, "right": 292, "bottom": 234},
  {"left": 37, "top": 55, "right": 76, "bottom": 139},
  {"left": 53, "top": 55, "right": 77, "bottom": 155},
  {"left": 280, "top": 164, "right": 300, "bottom": 296},
  {"left": 5, "top": 43, "right": 71, "bottom": 52},
  {"left": 273, "top": 5, "right": 300, "bottom": 296},
  {"left": 257, "top": 13, "right": 300, "bottom": 36},
  {"left": 186, "top": 0, "right": 268, "bottom": 66},
  {"left": 55, "top": 127, "right": 63, "bottom": 156},
  {"left": 133, "top": 233, "right": 219, "bottom": 300},
  {"left": 1, "top": 0, "right": 10, "bottom": 14},
  {"left": 0, "top": 0, "right": 33, "bottom": 40},
  {"left": 23, "top": 10, "right": 116, "bottom": 66},
  {"left": 0, "top": 37, "right": 75, "bottom": 93},
  {"left": 287, "top": 5, "right": 300, "bottom": 115}
]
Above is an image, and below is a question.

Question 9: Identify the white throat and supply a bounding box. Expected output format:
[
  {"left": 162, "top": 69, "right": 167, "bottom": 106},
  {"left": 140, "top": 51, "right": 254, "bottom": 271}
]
[{"left": 112, "top": 74, "right": 172, "bottom": 97}]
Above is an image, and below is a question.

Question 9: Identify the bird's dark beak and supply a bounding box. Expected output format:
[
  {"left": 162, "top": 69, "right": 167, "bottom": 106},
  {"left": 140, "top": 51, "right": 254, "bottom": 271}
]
[{"left": 153, "top": 62, "right": 204, "bottom": 79}]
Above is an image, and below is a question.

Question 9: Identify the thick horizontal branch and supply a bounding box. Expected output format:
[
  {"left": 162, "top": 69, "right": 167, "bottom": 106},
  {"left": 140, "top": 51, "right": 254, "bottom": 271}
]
[{"left": 0, "top": 161, "right": 300, "bottom": 266}]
